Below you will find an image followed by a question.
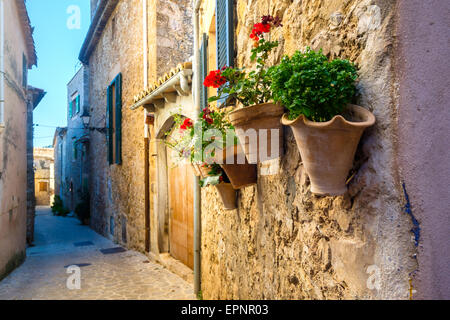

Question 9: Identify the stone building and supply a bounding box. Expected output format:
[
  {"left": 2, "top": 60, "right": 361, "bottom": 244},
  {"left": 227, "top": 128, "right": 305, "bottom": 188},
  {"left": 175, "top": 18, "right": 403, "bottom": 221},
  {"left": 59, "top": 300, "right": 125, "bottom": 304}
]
[
  {"left": 77, "top": 0, "right": 449, "bottom": 300},
  {"left": 79, "top": 0, "right": 193, "bottom": 270},
  {"left": 33, "top": 147, "right": 54, "bottom": 206},
  {"left": 0, "top": 0, "right": 41, "bottom": 279},
  {"left": 62, "top": 66, "right": 90, "bottom": 212},
  {"left": 53, "top": 127, "right": 67, "bottom": 199},
  {"left": 191, "top": 0, "right": 450, "bottom": 300},
  {"left": 26, "top": 86, "right": 45, "bottom": 243}
]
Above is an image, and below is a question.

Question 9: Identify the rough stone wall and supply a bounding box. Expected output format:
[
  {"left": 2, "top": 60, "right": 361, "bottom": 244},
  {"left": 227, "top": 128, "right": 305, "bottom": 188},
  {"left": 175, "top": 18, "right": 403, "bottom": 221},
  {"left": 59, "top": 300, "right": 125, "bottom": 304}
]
[
  {"left": 26, "top": 99, "right": 35, "bottom": 243},
  {"left": 89, "top": 0, "right": 146, "bottom": 249},
  {"left": 156, "top": 0, "right": 193, "bottom": 77},
  {"left": 62, "top": 66, "right": 90, "bottom": 212},
  {"left": 88, "top": 0, "right": 193, "bottom": 253},
  {"left": 200, "top": 0, "right": 416, "bottom": 299}
]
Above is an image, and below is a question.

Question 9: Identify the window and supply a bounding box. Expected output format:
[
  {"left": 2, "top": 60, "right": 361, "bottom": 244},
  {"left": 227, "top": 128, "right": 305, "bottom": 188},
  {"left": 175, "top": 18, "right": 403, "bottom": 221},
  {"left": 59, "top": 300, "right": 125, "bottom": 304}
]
[
  {"left": 215, "top": 0, "right": 234, "bottom": 106},
  {"left": 76, "top": 95, "right": 80, "bottom": 114},
  {"left": 22, "top": 54, "right": 27, "bottom": 88},
  {"left": 107, "top": 73, "right": 122, "bottom": 165},
  {"left": 69, "top": 95, "right": 80, "bottom": 118},
  {"left": 39, "top": 181, "right": 48, "bottom": 192}
]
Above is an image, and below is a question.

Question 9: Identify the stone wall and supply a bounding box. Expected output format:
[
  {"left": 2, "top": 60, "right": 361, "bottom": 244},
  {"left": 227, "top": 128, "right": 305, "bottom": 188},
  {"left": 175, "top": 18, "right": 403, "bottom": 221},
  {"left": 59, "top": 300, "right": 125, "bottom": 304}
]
[
  {"left": 88, "top": 0, "right": 193, "bottom": 253},
  {"left": 200, "top": 0, "right": 417, "bottom": 300},
  {"left": 89, "top": 0, "right": 146, "bottom": 248},
  {"left": 61, "top": 66, "right": 90, "bottom": 212}
]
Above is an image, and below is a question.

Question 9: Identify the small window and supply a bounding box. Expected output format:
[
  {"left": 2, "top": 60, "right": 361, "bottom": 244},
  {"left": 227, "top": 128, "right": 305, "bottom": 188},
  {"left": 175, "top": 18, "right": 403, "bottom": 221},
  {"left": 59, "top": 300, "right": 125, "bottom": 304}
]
[
  {"left": 69, "top": 95, "right": 80, "bottom": 118},
  {"left": 39, "top": 182, "right": 48, "bottom": 192}
]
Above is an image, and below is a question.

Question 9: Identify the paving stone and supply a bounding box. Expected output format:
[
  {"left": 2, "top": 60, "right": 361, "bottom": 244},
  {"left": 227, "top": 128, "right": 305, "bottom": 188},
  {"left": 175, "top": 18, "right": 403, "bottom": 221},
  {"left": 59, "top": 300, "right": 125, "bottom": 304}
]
[{"left": 0, "top": 207, "right": 196, "bottom": 300}]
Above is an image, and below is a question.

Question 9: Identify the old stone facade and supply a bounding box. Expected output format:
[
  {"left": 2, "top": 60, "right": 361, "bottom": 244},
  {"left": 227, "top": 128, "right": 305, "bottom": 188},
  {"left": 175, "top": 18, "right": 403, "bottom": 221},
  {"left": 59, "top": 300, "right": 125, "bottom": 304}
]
[
  {"left": 33, "top": 148, "right": 54, "bottom": 206},
  {"left": 26, "top": 86, "right": 45, "bottom": 243},
  {"left": 80, "top": 0, "right": 193, "bottom": 253},
  {"left": 70, "top": 0, "right": 449, "bottom": 299},
  {"left": 0, "top": 0, "right": 39, "bottom": 279},
  {"left": 195, "top": 0, "right": 448, "bottom": 300}
]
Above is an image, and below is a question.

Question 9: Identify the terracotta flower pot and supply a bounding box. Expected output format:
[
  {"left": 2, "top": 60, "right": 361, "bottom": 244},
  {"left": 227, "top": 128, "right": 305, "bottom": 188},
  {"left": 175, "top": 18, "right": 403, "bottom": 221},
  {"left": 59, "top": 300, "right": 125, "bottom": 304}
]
[
  {"left": 215, "top": 144, "right": 257, "bottom": 189},
  {"left": 191, "top": 163, "right": 211, "bottom": 178},
  {"left": 215, "top": 183, "right": 237, "bottom": 210},
  {"left": 281, "top": 104, "right": 375, "bottom": 195},
  {"left": 229, "top": 103, "right": 284, "bottom": 163}
]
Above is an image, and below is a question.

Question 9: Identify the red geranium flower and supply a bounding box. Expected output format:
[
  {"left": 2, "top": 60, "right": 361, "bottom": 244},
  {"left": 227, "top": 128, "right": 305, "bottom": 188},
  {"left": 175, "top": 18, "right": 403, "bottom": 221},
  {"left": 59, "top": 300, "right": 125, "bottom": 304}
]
[
  {"left": 180, "top": 118, "right": 193, "bottom": 130},
  {"left": 203, "top": 70, "right": 227, "bottom": 88}
]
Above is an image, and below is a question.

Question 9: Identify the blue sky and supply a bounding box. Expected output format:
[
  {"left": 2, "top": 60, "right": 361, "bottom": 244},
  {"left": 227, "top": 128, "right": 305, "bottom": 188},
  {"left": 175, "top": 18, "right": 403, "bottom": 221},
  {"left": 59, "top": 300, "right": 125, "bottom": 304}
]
[{"left": 27, "top": 0, "right": 90, "bottom": 147}]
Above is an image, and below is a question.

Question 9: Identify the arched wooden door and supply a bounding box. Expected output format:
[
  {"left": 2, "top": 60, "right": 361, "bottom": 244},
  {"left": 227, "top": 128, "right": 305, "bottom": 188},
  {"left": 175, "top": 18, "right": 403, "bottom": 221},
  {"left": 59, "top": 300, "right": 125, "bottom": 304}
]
[{"left": 166, "top": 136, "right": 194, "bottom": 269}]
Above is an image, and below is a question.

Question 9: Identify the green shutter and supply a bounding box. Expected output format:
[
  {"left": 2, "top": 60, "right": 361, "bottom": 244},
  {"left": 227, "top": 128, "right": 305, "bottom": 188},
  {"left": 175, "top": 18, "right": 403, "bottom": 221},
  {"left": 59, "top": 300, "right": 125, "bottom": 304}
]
[
  {"left": 68, "top": 100, "right": 72, "bottom": 119},
  {"left": 115, "top": 73, "right": 122, "bottom": 165},
  {"left": 107, "top": 85, "right": 113, "bottom": 165},
  {"left": 215, "top": 0, "right": 234, "bottom": 106},
  {"left": 200, "top": 33, "right": 208, "bottom": 110},
  {"left": 76, "top": 95, "right": 80, "bottom": 113}
]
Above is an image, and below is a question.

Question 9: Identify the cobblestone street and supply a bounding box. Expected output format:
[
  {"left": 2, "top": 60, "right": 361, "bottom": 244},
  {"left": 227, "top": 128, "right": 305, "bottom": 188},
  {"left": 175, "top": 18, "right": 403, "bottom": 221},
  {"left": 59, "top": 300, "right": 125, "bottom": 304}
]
[{"left": 0, "top": 207, "right": 195, "bottom": 300}]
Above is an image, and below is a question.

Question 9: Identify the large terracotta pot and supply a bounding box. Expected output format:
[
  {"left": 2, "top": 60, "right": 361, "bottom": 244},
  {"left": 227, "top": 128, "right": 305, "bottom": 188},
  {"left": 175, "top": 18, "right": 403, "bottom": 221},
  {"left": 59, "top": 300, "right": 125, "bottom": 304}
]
[
  {"left": 215, "top": 144, "right": 257, "bottom": 189},
  {"left": 215, "top": 183, "right": 237, "bottom": 210},
  {"left": 229, "top": 103, "right": 284, "bottom": 164},
  {"left": 281, "top": 104, "right": 375, "bottom": 195}
]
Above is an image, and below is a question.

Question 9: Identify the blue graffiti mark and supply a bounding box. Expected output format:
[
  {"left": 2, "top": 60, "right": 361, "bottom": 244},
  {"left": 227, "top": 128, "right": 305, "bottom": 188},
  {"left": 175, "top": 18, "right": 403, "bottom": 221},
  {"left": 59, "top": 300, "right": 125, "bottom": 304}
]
[{"left": 402, "top": 182, "right": 421, "bottom": 247}]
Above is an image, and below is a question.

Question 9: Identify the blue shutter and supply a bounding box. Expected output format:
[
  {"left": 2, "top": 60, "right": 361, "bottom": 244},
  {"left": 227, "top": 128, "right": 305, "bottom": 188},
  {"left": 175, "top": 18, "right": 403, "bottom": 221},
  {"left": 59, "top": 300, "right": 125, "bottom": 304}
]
[
  {"left": 215, "top": 0, "right": 234, "bottom": 106},
  {"left": 107, "top": 86, "right": 113, "bottom": 165},
  {"left": 115, "top": 73, "right": 122, "bottom": 165},
  {"left": 76, "top": 95, "right": 80, "bottom": 114},
  {"left": 200, "top": 33, "right": 208, "bottom": 110}
]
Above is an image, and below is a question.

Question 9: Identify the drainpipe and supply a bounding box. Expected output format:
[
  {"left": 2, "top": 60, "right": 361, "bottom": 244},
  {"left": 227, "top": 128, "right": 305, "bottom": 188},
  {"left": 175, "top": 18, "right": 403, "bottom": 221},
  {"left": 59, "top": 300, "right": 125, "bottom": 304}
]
[
  {"left": 143, "top": 0, "right": 151, "bottom": 253},
  {"left": 0, "top": 0, "right": 5, "bottom": 126},
  {"left": 193, "top": 0, "right": 202, "bottom": 297}
]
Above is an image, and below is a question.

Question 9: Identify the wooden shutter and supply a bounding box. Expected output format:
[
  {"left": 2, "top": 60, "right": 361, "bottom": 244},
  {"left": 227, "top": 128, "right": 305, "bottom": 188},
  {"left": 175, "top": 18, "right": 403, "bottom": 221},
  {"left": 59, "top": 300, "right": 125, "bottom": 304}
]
[
  {"left": 199, "top": 33, "right": 208, "bottom": 110},
  {"left": 114, "top": 73, "right": 122, "bottom": 165},
  {"left": 76, "top": 95, "right": 80, "bottom": 113},
  {"left": 107, "top": 85, "right": 113, "bottom": 165},
  {"left": 215, "top": 0, "right": 234, "bottom": 106}
]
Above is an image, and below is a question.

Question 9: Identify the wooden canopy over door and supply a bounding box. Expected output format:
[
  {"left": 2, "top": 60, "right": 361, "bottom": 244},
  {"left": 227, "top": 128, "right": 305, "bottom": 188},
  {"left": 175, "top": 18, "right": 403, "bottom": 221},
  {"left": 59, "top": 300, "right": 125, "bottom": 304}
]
[{"left": 166, "top": 138, "right": 194, "bottom": 269}]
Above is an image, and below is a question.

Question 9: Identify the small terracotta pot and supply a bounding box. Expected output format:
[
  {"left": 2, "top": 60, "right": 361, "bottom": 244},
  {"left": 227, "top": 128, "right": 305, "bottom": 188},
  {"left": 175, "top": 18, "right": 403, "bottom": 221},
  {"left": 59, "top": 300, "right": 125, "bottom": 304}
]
[
  {"left": 215, "top": 144, "right": 257, "bottom": 189},
  {"left": 191, "top": 163, "right": 202, "bottom": 177},
  {"left": 215, "top": 183, "right": 237, "bottom": 210},
  {"left": 281, "top": 104, "right": 375, "bottom": 195},
  {"left": 191, "top": 163, "right": 211, "bottom": 178},
  {"left": 229, "top": 103, "right": 284, "bottom": 163}
]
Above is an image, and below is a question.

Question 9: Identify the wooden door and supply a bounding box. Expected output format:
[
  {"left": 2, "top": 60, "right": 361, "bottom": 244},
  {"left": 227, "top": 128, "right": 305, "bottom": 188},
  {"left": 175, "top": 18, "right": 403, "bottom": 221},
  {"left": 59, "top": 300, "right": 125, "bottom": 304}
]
[{"left": 167, "top": 145, "right": 194, "bottom": 269}]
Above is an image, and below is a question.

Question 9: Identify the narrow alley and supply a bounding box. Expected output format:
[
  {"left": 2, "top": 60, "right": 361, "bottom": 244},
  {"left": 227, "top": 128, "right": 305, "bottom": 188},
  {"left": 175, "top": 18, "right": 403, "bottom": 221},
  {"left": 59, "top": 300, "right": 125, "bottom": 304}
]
[{"left": 0, "top": 207, "right": 195, "bottom": 300}]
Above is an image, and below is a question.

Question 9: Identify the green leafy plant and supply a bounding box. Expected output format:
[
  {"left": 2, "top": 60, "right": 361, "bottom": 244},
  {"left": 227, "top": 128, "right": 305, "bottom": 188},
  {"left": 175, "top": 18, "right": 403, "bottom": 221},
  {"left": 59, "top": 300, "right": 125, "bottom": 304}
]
[
  {"left": 204, "top": 15, "right": 282, "bottom": 107},
  {"left": 51, "top": 195, "right": 70, "bottom": 217},
  {"left": 269, "top": 48, "right": 358, "bottom": 122}
]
